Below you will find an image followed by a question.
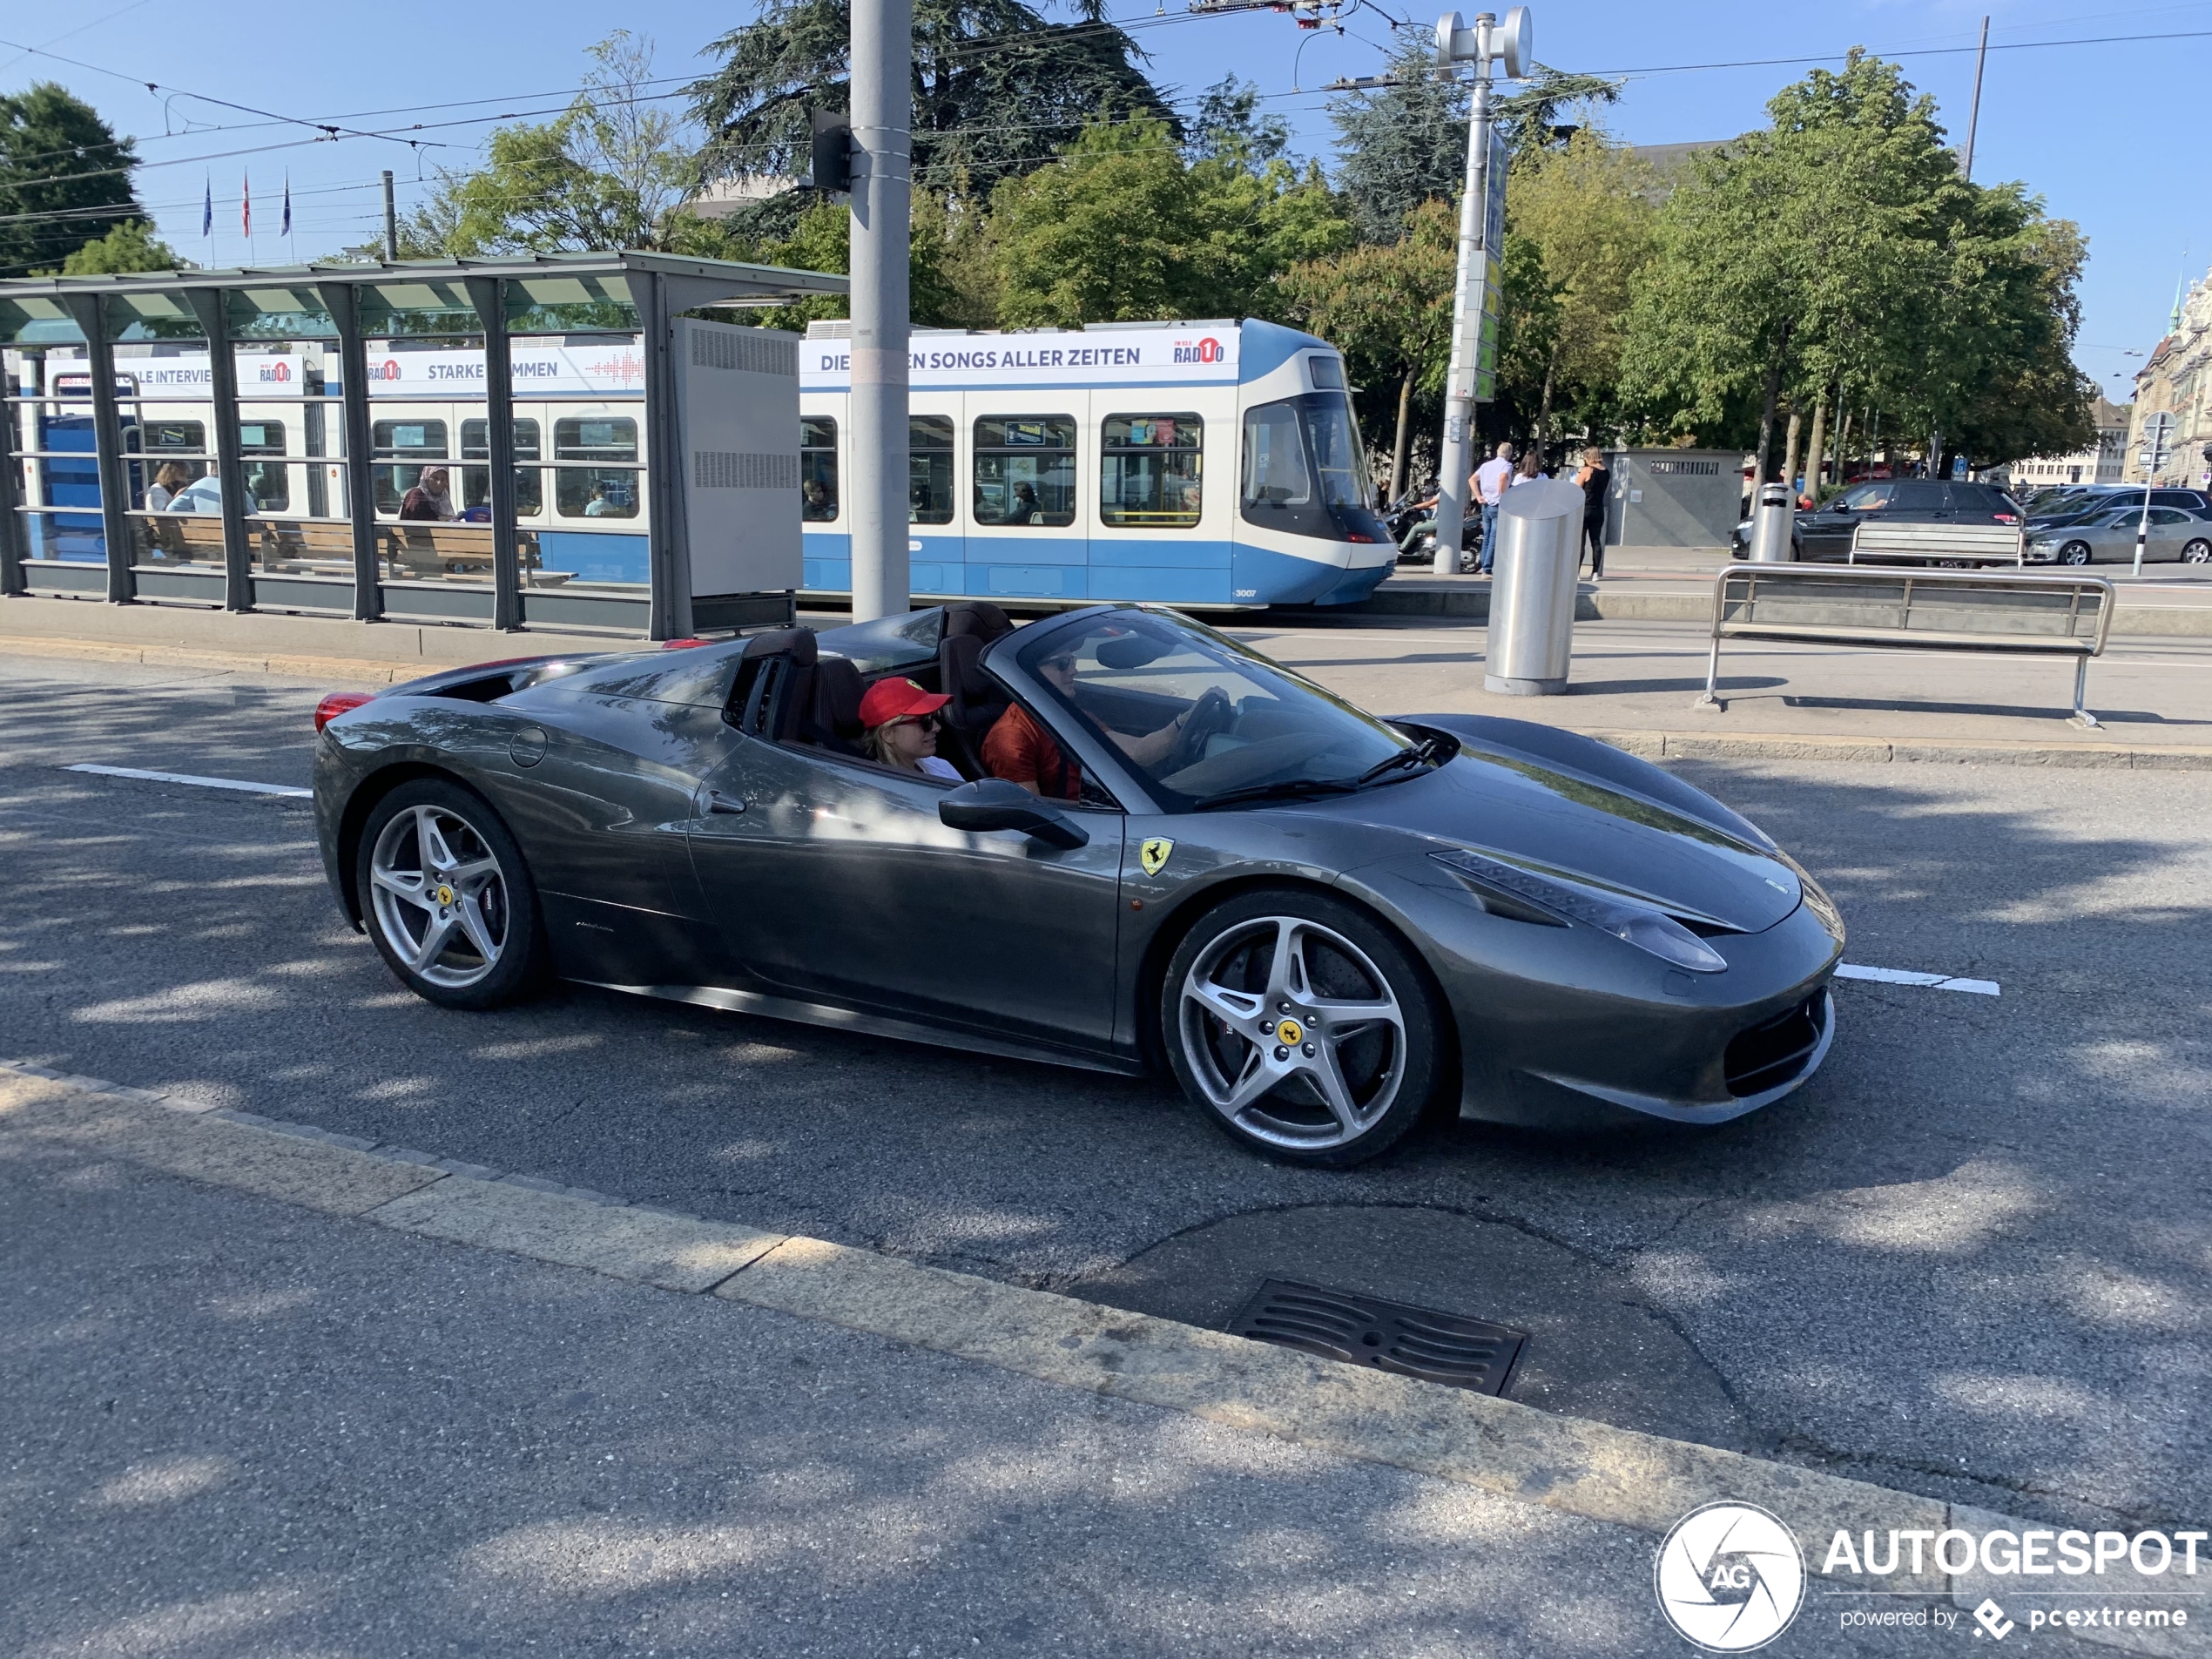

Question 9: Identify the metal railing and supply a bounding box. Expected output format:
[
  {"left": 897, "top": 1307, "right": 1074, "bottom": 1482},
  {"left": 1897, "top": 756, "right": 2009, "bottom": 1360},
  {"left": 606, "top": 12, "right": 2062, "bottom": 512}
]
[
  {"left": 1848, "top": 520, "right": 2026, "bottom": 567},
  {"left": 1695, "top": 563, "right": 2114, "bottom": 728}
]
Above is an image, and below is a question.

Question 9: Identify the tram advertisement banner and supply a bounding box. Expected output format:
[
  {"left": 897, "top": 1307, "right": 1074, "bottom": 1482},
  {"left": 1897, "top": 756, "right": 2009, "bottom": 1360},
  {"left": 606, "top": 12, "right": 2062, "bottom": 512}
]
[{"left": 800, "top": 326, "right": 1241, "bottom": 390}]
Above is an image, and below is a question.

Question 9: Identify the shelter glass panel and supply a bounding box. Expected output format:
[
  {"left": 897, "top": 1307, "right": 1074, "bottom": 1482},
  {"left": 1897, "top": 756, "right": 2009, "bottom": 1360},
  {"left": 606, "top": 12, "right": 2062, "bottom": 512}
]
[
  {"left": 359, "top": 281, "right": 479, "bottom": 339},
  {"left": 554, "top": 416, "right": 639, "bottom": 519},
  {"left": 504, "top": 275, "right": 641, "bottom": 336},
  {"left": 373, "top": 419, "right": 451, "bottom": 516},
  {"left": 0, "top": 297, "right": 84, "bottom": 345},
  {"left": 225, "top": 288, "right": 338, "bottom": 341},
  {"left": 974, "top": 415, "right": 1076, "bottom": 527},
  {"left": 461, "top": 417, "right": 544, "bottom": 516},
  {"left": 103, "top": 292, "right": 204, "bottom": 344}
]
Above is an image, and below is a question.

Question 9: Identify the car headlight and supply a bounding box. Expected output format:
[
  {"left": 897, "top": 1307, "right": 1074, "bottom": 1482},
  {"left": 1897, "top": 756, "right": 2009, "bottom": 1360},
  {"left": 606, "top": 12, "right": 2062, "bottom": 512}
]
[{"left": 1431, "top": 848, "right": 1730, "bottom": 974}]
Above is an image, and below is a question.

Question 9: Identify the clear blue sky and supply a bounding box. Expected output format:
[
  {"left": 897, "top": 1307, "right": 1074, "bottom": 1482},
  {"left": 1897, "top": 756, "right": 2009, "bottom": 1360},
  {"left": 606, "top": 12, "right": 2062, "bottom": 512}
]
[{"left": 3, "top": 0, "right": 2197, "bottom": 401}]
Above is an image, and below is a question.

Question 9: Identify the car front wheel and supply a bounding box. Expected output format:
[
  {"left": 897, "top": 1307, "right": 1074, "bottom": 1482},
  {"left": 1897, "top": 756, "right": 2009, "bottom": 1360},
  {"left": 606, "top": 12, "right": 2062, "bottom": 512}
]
[
  {"left": 357, "top": 779, "right": 544, "bottom": 1009},
  {"left": 1161, "top": 890, "right": 1447, "bottom": 1167},
  {"left": 2060, "top": 542, "right": 2093, "bottom": 566}
]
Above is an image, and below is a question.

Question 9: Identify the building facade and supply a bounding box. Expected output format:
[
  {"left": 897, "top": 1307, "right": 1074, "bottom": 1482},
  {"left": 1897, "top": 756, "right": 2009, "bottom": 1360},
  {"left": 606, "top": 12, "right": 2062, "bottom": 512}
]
[
  {"left": 2126, "top": 270, "right": 2212, "bottom": 486},
  {"left": 2010, "top": 396, "right": 2131, "bottom": 490}
]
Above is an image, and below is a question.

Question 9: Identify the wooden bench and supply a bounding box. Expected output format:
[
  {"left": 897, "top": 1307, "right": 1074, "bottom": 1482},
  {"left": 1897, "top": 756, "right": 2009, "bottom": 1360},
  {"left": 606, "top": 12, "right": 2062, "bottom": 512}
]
[
  {"left": 1694, "top": 563, "right": 2114, "bottom": 727},
  {"left": 1849, "top": 520, "right": 2024, "bottom": 567}
]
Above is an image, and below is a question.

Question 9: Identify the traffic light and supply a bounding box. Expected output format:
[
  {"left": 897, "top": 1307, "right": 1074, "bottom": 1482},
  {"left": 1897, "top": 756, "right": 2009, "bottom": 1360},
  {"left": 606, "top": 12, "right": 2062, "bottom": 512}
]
[{"left": 810, "top": 111, "right": 853, "bottom": 193}]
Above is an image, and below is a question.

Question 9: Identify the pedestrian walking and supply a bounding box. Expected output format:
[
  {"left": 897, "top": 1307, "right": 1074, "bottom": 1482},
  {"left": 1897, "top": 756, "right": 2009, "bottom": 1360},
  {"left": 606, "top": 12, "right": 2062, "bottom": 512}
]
[
  {"left": 1573, "top": 447, "right": 1610, "bottom": 578},
  {"left": 1474, "top": 442, "right": 1514, "bottom": 575}
]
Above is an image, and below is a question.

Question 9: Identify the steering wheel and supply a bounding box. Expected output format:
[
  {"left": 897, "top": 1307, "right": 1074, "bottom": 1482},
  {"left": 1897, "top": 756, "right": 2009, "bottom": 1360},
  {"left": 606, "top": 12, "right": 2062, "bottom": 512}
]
[{"left": 1170, "top": 687, "right": 1235, "bottom": 771}]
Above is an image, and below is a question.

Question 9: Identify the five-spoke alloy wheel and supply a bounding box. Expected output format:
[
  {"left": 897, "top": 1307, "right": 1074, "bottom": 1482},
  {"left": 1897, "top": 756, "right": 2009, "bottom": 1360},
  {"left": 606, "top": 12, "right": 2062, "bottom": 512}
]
[
  {"left": 2060, "top": 542, "right": 2093, "bottom": 567},
  {"left": 1162, "top": 890, "right": 1446, "bottom": 1166},
  {"left": 2185, "top": 538, "right": 2211, "bottom": 564},
  {"left": 357, "top": 780, "right": 543, "bottom": 1008}
]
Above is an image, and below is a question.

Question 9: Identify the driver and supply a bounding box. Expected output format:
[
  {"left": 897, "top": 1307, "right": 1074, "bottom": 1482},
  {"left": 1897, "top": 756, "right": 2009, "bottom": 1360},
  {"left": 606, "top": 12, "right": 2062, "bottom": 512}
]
[{"left": 983, "top": 646, "right": 1193, "bottom": 796}]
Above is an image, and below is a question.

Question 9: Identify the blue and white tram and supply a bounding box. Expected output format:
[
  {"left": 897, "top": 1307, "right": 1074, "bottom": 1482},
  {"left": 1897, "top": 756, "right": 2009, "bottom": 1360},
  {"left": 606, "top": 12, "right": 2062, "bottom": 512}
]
[{"left": 798, "top": 317, "right": 1395, "bottom": 610}]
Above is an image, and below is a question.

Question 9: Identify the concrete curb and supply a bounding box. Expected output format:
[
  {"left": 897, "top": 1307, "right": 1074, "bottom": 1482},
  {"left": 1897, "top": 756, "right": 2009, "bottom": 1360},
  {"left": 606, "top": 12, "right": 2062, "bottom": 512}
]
[
  {"left": 23, "top": 1057, "right": 2192, "bottom": 1644},
  {"left": 1583, "top": 728, "right": 2212, "bottom": 770}
]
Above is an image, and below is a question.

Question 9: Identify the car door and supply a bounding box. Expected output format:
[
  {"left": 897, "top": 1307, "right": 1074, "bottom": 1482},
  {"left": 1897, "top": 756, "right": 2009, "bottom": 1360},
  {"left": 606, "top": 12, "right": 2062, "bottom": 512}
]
[
  {"left": 2147, "top": 507, "right": 2193, "bottom": 560},
  {"left": 684, "top": 735, "right": 1127, "bottom": 1052}
]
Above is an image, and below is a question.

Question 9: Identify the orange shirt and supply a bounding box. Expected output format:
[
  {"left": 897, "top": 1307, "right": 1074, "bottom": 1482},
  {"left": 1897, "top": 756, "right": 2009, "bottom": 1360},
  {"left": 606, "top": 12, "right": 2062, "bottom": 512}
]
[{"left": 981, "top": 702, "right": 1080, "bottom": 799}]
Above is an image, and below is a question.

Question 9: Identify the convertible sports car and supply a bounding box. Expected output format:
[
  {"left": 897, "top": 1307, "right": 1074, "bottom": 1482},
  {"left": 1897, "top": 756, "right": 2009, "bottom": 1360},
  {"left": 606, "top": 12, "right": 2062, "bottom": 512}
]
[{"left": 313, "top": 602, "right": 1844, "bottom": 1166}]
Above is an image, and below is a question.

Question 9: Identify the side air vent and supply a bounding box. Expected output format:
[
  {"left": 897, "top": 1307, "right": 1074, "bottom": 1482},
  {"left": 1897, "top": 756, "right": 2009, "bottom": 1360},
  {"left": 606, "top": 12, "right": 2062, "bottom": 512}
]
[
  {"left": 690, "top": 329, "right": 799, "bottom": 376},
  {"left": 1723, "top": 991, "right": 1828, "bottom": 1096},
  {"left": 693, "top": 450, "right": 801, "bottom": 490}
]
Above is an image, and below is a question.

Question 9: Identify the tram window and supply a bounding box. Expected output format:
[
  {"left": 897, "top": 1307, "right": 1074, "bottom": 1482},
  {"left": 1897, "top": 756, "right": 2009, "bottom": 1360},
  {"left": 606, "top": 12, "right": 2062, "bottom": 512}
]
[
  {"left": 240, "top": 420, "right": 287, "bottom": 512},
  {"left": 801, "top": 415, "right": 838, "bottom": 522},
  {"left": 974, "top": 415, "right": 1076, "bottom": 527},
  {"left": 143, "top": 420, "right": 207, "bottom": 487},
  {"left": 909, "top": 415, "right": 954, "bottom": 525},
  {"left": 372, "top": 419, "right": 449, "bottom": 514},
  {"left": 554, "top": 416, "right": 638, "bottom": 519},
  {"left": 461, "top": 418, "right": 544, "bottom": 516},
  {"left": 1241, "top": 402, "right": 1311, "bottom": 506},
  {"left": 1101, "top": 414, "right": 1202, "bottom": 529}
]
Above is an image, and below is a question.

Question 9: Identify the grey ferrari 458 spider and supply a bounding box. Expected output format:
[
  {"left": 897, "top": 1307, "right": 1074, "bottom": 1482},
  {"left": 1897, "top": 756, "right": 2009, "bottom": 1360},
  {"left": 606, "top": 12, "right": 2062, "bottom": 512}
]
[{"left": 314, "top": 601, "right": 1844, "bottom": 1166}]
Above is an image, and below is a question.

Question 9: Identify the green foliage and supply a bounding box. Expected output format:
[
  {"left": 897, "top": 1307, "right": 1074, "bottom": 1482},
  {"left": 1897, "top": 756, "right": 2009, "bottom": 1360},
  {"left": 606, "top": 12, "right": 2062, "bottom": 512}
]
[
  {"left": 1491, "top": 66, "right": 1622, "bottom": 154},
  {"left": 988, "top": 115, "right": 1350, "bottom": 327},
  {"left": 1617, "top": 50, "right": 2091, "bottom": 466},
  {"left": 1495, "top": 132, "right": 1658, "bottom": 438},
  {"left": 1327, "top": 28, "right": 1469, "bottom": 246},
  {"left": 676, "top": 190, "right": 972, "bottom": 331},
  {"left": 54, "top": 219, "right": 178, "bottom": 274},
  {"left": 1187, "top": 76, "right": 1291, "bottom": 166},
  {"left": 402, "top": 33, "right": 698, "bottom": 255},
  {"left": 0, "top": 83, "right": 143, "bottom": 278},
  {"left": 689, "top": 0, "right": 1176, "bottom": 196}
]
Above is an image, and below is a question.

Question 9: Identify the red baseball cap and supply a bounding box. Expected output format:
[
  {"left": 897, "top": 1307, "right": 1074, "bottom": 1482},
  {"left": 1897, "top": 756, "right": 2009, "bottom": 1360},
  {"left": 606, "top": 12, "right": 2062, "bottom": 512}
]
[{"left": 859, "top": 677, "right": 953, "bottom": 728}]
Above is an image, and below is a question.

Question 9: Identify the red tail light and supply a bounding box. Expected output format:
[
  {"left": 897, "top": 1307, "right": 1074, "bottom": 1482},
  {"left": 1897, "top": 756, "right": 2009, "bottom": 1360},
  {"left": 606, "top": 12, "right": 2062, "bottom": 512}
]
[
  {"left": 314, "top": 691, "right": 374, "bottom": 733},
  {"left": 1994, "top": 514, "right": 2019, "bottom": 524},
  {"left": 663, "top": 637, "right": 711, "bottom": 650},
  {"left": 1345, "top": 533, "right": 1376, "bottom": 543}
]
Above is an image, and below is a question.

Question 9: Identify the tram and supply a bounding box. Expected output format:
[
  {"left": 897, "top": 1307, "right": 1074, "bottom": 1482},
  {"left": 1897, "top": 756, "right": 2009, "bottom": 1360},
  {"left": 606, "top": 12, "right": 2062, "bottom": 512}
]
[
  {"left": 799, "top": 317, "right": 1394, "bottom": 609},
  {"left": 17, "top": 315, "right": 1392, "bottom": 611}
]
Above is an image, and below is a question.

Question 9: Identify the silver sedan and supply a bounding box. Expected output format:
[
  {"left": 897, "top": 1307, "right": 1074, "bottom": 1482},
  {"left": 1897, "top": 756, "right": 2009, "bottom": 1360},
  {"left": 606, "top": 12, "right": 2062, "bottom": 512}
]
[{"left": 2027, "top": 505, "right": 2212, "bottom": 565}]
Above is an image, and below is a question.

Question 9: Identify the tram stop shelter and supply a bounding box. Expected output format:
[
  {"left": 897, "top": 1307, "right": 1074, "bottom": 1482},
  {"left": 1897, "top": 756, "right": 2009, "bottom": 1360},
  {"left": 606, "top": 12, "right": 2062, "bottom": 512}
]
[{"left": 0, "top": 253, "right": 847, "bottom": 641}]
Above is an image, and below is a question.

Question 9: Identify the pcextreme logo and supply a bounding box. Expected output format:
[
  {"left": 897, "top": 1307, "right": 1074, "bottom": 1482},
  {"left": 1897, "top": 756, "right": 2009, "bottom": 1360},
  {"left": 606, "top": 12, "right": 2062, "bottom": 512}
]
[{"left": 1655, "top": 1502, "right": 1806, "bottom": 1652}]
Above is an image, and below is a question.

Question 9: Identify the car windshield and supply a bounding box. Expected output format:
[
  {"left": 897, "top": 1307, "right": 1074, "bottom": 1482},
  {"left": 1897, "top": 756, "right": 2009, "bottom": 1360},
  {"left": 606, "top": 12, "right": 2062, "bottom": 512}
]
[{"left": 1015, "top": 609, "right": 1420, "bottom": 813}]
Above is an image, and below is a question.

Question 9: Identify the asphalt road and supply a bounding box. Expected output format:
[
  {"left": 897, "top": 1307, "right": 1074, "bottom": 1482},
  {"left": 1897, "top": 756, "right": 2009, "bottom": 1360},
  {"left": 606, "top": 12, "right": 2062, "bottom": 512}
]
[{"left": 5, "top": 649, "right": 2209, "bottom": 1544}]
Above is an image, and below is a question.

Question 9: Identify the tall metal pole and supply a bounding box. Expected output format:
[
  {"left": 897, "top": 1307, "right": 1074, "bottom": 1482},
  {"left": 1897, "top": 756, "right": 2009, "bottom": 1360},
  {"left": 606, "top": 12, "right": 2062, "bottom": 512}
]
[
  {"left": 1432, "top": 14, "right": 1494, "bottom": 577},
  {"left": 1961, "top": 15, "right": 1989, "bottom": 181},
  {"left": 381, "top": 172, "right": 400, "bottom": 261},
  {"left": 848, "top": 0, "right": 912, "bottom": 623}
]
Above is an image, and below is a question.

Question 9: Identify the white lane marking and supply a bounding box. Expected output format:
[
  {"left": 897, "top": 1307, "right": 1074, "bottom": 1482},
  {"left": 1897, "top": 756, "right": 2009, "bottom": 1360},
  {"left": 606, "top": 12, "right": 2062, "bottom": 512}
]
[
  {"left": 64, "top": 764, "right": 311, "bottom": 799},
  {"left": 1835, "top": 962, "right": 2000, "bottom": 996}
]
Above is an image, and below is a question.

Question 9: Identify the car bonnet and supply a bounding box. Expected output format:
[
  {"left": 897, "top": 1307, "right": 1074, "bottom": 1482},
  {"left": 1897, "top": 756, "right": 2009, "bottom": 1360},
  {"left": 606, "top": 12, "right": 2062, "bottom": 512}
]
[{"left": 1312, "top": 749, "right": 1804, "bottom": 933}]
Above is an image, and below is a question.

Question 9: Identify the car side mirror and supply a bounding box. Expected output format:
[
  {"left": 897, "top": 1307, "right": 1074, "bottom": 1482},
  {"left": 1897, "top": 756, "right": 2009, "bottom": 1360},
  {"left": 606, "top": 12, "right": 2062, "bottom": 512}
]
[{"left": 938, "top": 778, "right": 1089, "bottom": 850}]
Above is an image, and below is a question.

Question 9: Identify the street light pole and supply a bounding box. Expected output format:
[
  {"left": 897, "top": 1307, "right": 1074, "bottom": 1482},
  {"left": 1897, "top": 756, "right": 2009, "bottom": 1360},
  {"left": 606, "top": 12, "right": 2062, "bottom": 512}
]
[
  {"left": 848, "top": 0, "right": 913, "bottom": 623},
  {"left": 1430, "top": 8, "right": 1527, "bottom": 577}
]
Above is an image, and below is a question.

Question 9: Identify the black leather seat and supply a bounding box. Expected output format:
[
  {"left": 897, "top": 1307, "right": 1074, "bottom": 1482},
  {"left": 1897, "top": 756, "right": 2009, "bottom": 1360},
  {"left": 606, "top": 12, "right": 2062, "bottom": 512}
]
[
  {"left": 802, "top": 657, "right": 867, "bottom": 756},
  {"left": 934, "top": 603, "right": 1015, "bottom": 775},
  {"left": 730, "top": 626, "right": 816, "bottom": 736}
]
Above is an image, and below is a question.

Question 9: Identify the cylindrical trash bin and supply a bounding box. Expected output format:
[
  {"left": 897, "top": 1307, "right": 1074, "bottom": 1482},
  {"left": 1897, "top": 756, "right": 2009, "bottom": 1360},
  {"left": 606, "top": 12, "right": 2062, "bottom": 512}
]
[
  {"left": 1748, "top": 482, "right": 1794, "bottom": 563},
  {"left": 1484, "top": 477, "right": 1585, "bottom": 696}
]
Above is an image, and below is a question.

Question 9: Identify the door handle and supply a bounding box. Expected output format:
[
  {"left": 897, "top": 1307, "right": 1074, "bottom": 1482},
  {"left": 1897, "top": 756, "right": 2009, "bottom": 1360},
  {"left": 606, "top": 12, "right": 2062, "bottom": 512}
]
[{"left": 704, "top": 789, "right": 746, "bottom": 815}]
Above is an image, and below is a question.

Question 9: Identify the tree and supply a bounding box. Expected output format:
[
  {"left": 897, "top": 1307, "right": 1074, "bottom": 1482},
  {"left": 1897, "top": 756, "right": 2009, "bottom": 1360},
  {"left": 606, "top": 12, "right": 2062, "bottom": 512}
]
[
  {"left": 55, "top": 219, "right": 178, "bottom": 274},
  {"left": 403, "top": 33, "right": 698, "bottom": 255},
  {"left": 674, "top": 188, "right": 968, "bottom": 330},
  {"left": 1945, "top": 215, "right": 2096, "bottom": 467},
  {"left": 1187, "top": 75, "right": 1290, "bottom": 166},
  {"left": 689, "top": 0, "right": 1176, "bottom": 196},
  {"left": 987, "top": 115, "right": 1350, "bottom": 327},
  {"left": 1620, "top": 53, "right": 1972, "bottom": 476},
  {"left": 1327, "top": 28, "right": 1469, "bottom": 246},
  {"left": 0, "top": 84, "right": 145, "bottom": 278},
  {"left": 1494, "top": 132, "right": 1657, "bottom": 443},
  {"left": 1283, "top": 197, "right": 1456, "bottom": 497}
]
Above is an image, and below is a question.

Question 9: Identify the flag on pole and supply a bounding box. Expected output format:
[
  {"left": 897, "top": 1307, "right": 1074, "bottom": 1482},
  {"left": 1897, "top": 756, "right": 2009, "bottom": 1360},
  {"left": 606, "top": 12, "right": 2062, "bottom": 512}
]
[
  {"left": 281, "top": 173, "right": 292, "bottom": 238},
  {"left": 241, "top": 172, "right": 252, "bottom": 239},
  {"left": 201, "top": 175, "right": 212, "bottom": 238}
]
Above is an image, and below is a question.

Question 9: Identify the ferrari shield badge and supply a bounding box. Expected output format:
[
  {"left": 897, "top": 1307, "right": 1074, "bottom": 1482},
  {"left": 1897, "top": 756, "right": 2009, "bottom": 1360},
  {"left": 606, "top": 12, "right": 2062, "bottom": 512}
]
[{"left": 1139, "top": 838, "right": 1175, "bottom": 877}]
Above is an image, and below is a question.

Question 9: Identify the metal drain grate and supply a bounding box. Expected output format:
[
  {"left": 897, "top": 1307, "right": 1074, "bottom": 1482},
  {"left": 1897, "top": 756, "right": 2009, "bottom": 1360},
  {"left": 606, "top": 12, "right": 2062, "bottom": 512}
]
[{"left": 1225, "top": 1278, "right": 1527, "bottom": 1396}]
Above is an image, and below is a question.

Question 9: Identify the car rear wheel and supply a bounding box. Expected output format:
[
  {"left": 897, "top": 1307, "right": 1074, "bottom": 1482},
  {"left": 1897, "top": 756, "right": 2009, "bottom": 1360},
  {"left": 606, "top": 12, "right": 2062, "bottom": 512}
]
[
  {"left": 2060, "top": 542, "right": 2093, "bottom": 566},
  {"left": 1161, "top": 890, "right": 1447, "bottom": 1168},
  {"left": 357, "top": 779, "right": 543, "bottom": 1009},
  {"left": 2185, "top": 538, "right": 2211, "bottom": 564}
]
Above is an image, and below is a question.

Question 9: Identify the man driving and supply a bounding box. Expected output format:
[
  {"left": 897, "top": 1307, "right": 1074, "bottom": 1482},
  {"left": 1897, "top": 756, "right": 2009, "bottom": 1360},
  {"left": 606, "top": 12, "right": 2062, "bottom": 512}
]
[{"left": 983, "top": 645, "right": 1193, "bottom": 796}]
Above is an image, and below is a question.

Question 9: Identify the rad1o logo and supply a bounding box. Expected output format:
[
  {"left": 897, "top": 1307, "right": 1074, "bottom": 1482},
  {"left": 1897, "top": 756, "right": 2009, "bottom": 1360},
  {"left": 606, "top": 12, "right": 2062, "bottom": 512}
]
[{"left": 1655, "top": 1502, "right": 1806, "bottom": 1652}]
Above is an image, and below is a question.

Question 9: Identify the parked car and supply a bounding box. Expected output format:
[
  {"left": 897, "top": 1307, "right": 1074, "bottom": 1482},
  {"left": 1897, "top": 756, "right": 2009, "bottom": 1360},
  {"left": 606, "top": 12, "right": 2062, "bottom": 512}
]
[
  {"left": 2026, "top": 505, "right": 2212, "bottom": 565},
  {"left": 1730, "top": 480, "right": 2021, "bottom": 561}
]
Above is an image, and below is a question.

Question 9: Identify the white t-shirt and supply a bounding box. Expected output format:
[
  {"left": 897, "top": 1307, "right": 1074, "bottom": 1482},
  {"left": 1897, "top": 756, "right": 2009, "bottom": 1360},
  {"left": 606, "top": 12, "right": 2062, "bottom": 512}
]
[
  {"left": 1474, "top": 457, "right": 1514, "bottom": 503},
  {"left": 1507, "top": 469, "right": 1550, "bottom": 488},
  {"left": 918, "top": 756, "right": 962, "bottom": 781}
]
